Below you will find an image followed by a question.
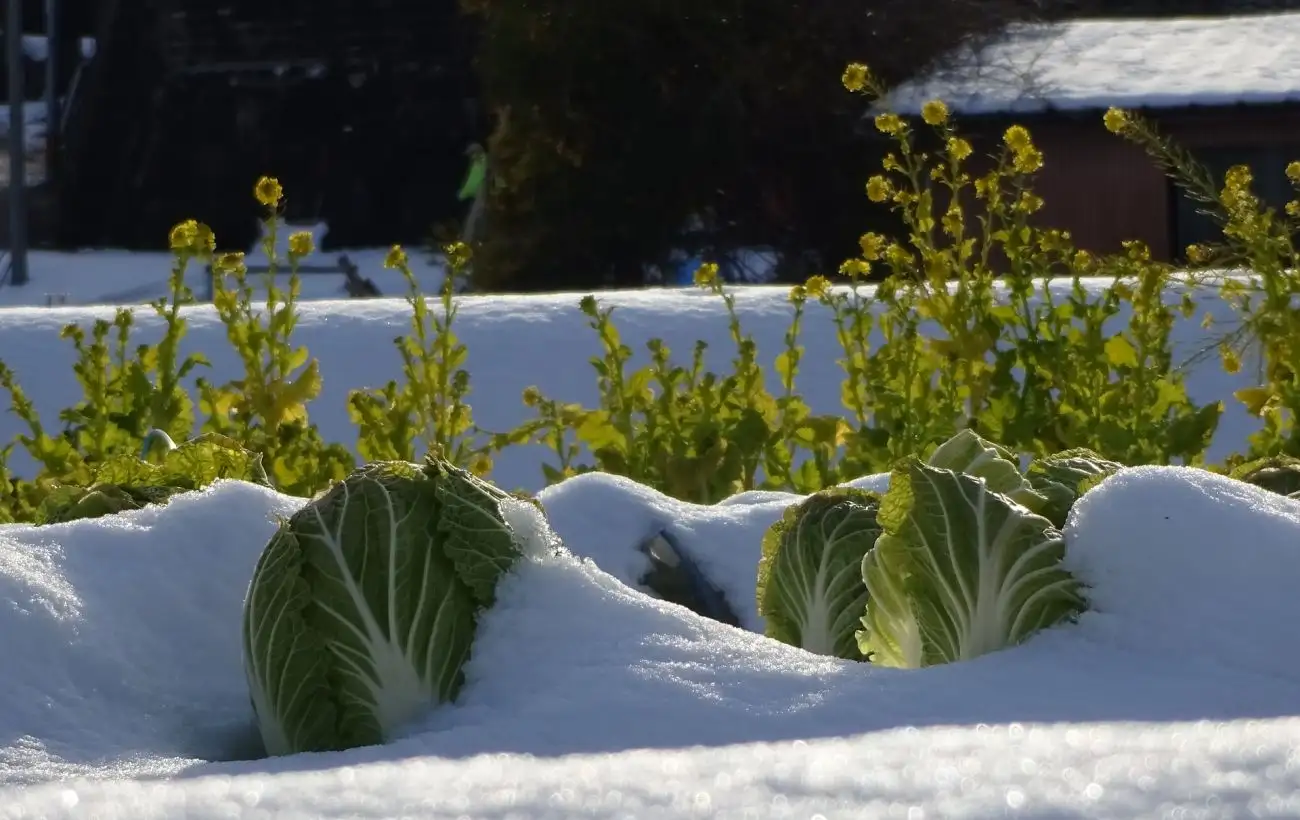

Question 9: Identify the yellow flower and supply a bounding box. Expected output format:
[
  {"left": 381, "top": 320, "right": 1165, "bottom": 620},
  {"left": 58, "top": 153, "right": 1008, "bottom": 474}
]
[
  {"left": 443, "top": 240, "right": 472, "bottom": 270},
  {"left": 1121, "top": 240, "right": 1150, "bottom": 262},
  {"left": 167, "top": 220, "right": 216, "bottom": 256},
  {"left": 858, "top": 232, "right": 886, "bottom": 260},
  {"left": 287, "top": 231, "right": 314, "bottom": 258},
  {"left": 1002, "top": 125, "right": 1032, "bottom": 152},
  {"left": 1102, "top": 107, "right": 1129, "bottom": 135},
  {"left": 865, "top": 175, "right": 891, "bottom": 203},
  {"left": 1220, "top": 345, "right": 1241, "bottom": 375},
  {"left": 788, "top": 284, "right": 807, "bottom": 303},
  {"left": 920, "top": 99, "right": 949, "bottom": 126},
  {"left": 194, "top": 222, "right": 216, "bottom": 255},
  {"left": 213, "top": 252, "right": 247, "bottom": 276},
  {"left": 941, "top": 206, "right": 963, "bottom": 236},
  {"left": 693, "top": 262, "right": 720, "bottom": 289},
  {"left": 1012, "top": 147, "right": 1043, "bottom": 174},
  {"left": 841, "top": 63, "right": 870, "bottom": 93},
  {"left": 886, "top": 244, "right": 912, "bottom": 267},
  {"left": 1016, "top": 191, "right": 1044, "bottom": 213},
  {"left": 874, "top": 113, "right": 905, "bottom": 136},
  {"left": 168, "top": 220, "right": 198, "bottom": 252},
  {"left": 946, "top": 136, "right": 972, "bottom": 163},
  {"left": 803, "top": 275, "right": 831, "bottom": 299},
  {"left": 521, "top": 385, "right": 543, "bottom": 407},
  {"left": 1224, "top": 164, "right": 1252, "bottom": 190},
  {"left": 254, "top": 176, "right": 283, "bottom": 209},
  {"left": 1072, "top": 249, "right": 1093, "bottom": 269},
  {"left": 384, "top": 245, "right": 408, "bottom": 270},
  {"left": 838, "top": 259, "right": 870, "bottom": 279},
  {"left": 1186, "top": 244, "right": 1211, "bottom": 264},
  {"left": 1288, "top": 161, "right": 1300, "bottom": 183}
]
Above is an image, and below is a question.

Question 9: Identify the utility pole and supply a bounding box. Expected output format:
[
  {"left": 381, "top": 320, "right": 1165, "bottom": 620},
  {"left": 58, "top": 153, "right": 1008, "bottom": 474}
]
[
  {"left": 43, "top": 0, "right": 58, "bottom": 186},
  {"left": 7, "top": 0, "right": 29, "bottom": 286}
]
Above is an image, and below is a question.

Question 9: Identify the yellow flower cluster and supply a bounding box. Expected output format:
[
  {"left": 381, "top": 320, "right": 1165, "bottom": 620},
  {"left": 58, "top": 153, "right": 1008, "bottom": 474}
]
[
  {"left": 1003, "top": 125, "right": 1043, "bottom": 174},
  {"left": 287, "top": 231, "right": 314, "bottom": 259},
  {"left": 920, "top": 100, "right": 949, "bottom": 126},
  {"left": 384, "top": 245, "right": 409, "bottom": 270},
  {"left": 841, "top": 63, "right": 870, "bottom": 93},
  {"left": 865, "top": 175, "right": 891, "bottom": 203},
  {"left": 1102, "top": 107, "right": 1130, "bottom": 135},
  {"left": 168, "top": 219, "right": 216, "bottom": 257},
  {"left": 693, "top": 262, "right": 720, "bottom": 289},
  {"left": 255, "top": 176, "right": 283, "bottom": 209}
]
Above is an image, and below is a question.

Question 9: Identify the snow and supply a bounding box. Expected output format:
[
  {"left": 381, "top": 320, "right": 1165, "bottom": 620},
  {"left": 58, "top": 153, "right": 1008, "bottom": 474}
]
[
  {"left": 2, "top": 276, "right": 1300, "bottom": 816},
  {"left": 884, "top": 12, "right": 1300, "bottom": 116},
  {"left": 0, "top": 245, "right": 447, "bottom": 307},
  {"left": 2, "top": 464, "right": 1300, "bottom": 816}
]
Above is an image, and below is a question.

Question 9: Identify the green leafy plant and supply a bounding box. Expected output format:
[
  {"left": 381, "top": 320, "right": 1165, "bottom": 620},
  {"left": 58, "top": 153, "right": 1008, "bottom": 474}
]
[
  {"left": 858, "top": 457, "right": 1087, "bottom": 668},
  {"left": 348, "top": 242, "right": 489, "bottom": 474},
  {"left": 1226, "top": 455, "right": 1300, "bottom": 498},
  {"left": 826, "top": 68, "right": 1218, "bottom": 471},
  {"left": 1025, "top": 449, "right": 1125, "bottom": 528},
  {"left": 196, "top": 186, "right": 354, "bottom": 496},
  {"left": 511, "top": 269, "right": 844, "bottom": 503},
  {"left": 59, "top": 265, "right": 208, "bottom": 461},
  {"left": 241, "top": 456, "right": 544, "bottom": 756},
  {"left": 39, "top": 431, "right": 269, "bottom": 524},
  {"left": 1103, "top": 106, "right": 1300, "bottom": 462}
]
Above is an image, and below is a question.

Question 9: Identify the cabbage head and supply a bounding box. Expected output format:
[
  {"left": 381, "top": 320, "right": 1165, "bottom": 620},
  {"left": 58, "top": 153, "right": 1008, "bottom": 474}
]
[
  {"left": 756, "top": 487, "right": 882, "bottom": 660},
  {"left": 242, "top": 457, "right": 527, "bottom": 756},
  {"left": 859, "top": 458, "right": 1086, "bottom": 668}
]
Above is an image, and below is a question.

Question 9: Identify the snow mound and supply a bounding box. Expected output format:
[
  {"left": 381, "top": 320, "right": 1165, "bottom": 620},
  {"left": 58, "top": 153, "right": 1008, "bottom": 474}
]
[
  {"left": 1065, "top": 465, "right": 1300, "bottom": 684},
  {"left": 0, "top": 481, "right": 304, "bottom": 783},
  {"left": 0, "top": 466, "right": 1298, "bottom": 817}
]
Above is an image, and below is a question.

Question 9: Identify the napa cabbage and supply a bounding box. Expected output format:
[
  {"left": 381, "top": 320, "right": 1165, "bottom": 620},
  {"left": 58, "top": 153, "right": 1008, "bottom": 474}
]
[{"left": 242, "top": 457, "right": 533, "bottom": 756}]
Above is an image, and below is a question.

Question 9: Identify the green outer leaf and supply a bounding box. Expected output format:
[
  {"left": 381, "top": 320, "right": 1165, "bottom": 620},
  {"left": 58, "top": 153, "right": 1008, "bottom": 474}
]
[
  {"left": 860, "top": 459, "right": 1086, "bottom": 668},
  {"left": 926, "top": 429, "right": 1046, "bottom": 510},
  {"left": 38, "top": 434, "right": 271, "bottom": 525},
  {"left": 426, "top": 458, "right": 523, "bottom": 606},
  {"left": 857, "top": 546, "right": 921, "bottom": 667},
  {"left": 242, "top": 459, "right": 518, "bottom": 756},
  {"left": 1025, "top": 448, "right": 1124, "bottom": 528},
  {"left": 1228, "top": 455, "right": 1300, "bottom": 497},
  {"left": 756, "top": 487, "right": 881, "bottom": 660}
]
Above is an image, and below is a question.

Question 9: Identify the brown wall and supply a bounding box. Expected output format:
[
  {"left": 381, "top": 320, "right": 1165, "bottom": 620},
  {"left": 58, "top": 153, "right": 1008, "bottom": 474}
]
[{"left": 958, "top": 104, "right": 1300, "bottom": 263}]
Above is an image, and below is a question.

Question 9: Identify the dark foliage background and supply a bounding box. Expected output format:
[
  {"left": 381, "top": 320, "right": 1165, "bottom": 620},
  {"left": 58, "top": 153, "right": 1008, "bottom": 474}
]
[{"left": 460, "top": 0, "right": 1050, "bottom": 292}]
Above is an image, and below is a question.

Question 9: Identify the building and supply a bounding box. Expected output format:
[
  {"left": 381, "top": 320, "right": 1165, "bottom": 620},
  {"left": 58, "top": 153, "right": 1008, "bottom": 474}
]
[{"left": 882, "top": 10, "right": 1300, "bottom": 263}]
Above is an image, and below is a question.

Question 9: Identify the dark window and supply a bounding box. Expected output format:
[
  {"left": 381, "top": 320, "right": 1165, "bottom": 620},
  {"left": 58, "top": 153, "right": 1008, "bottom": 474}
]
[{"left": 1170, "top": 145, "right": 1300, "bottom": 260}]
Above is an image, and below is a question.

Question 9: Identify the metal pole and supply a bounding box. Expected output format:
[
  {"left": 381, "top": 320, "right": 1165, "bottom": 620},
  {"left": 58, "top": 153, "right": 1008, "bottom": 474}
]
[
  {"left": 7, "top": 0, "right": 28, "bottom": 286},
  {"left": 43, "top": 0, "right": 57, "bottom": 184}
]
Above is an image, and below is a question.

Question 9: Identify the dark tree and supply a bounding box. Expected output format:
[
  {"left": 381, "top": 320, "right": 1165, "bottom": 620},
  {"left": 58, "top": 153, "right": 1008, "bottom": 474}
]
[{"left": 462, "top": 0, "right": 1047, "bottom": 292}]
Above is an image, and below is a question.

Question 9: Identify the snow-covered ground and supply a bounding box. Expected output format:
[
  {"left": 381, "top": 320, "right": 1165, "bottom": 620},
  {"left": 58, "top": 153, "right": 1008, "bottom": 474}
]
[
  {"left": 0, "top": 242, "right": 776, "bottom": 306},
  {"left": 1, "top": 276, "right": 1298, "bottom": 817},
  {"left": 0, "top": 234, "right": 448, "bottom": 307}
]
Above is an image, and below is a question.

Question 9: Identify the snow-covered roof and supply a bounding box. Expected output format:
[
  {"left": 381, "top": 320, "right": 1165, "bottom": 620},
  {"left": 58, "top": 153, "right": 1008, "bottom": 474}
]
[{"left": 884, "top": 12, "right": 1300, "bottom": 116}]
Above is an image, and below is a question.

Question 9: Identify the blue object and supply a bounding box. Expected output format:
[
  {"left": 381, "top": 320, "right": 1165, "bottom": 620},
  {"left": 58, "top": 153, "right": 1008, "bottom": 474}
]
[{"left": 672, "top": 256, "right": 705, "bottom": 286}]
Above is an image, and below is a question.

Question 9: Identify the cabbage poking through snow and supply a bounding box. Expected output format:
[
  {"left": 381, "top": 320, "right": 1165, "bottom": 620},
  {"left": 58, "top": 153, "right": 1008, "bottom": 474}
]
[
  {"left": 242, "top": 458, "right": 529, "bottom": 756},
  {"left": 756, "top": 487, "right": 882, "bottom": 660},
  {"left": 858, "top": 458, "right": 1086, "bottom": 668}
]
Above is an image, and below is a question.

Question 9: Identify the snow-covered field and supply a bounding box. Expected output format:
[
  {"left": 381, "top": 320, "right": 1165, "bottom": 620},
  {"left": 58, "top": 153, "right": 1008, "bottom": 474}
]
[
  {"left": 1, "top": 276, "right": 1298, "bottom": 818},
  {"left": 0, "top": 233, "right": 447, "bottom": 307}
]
